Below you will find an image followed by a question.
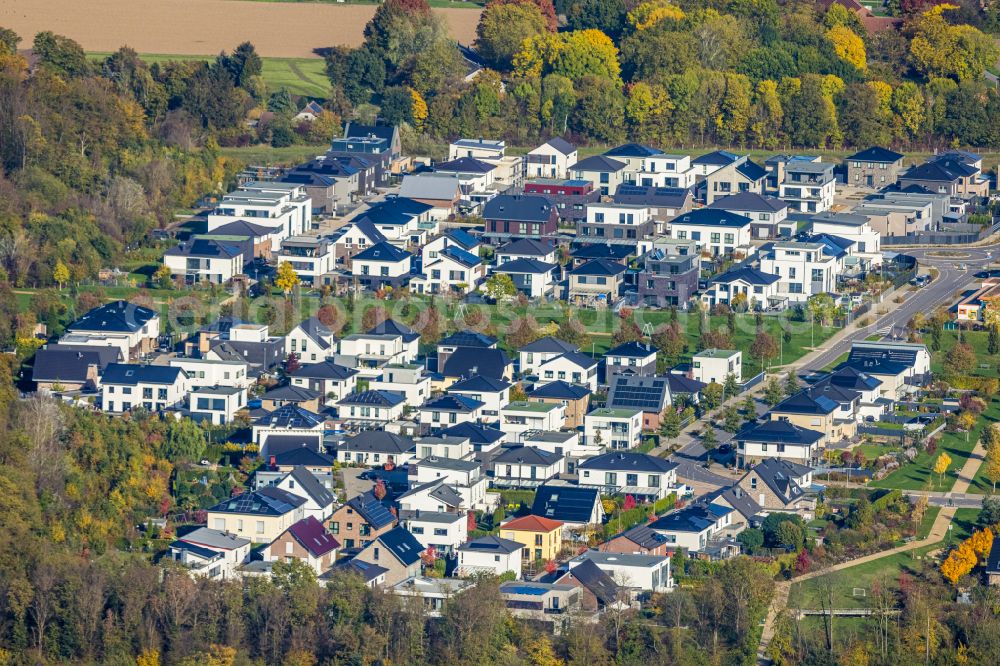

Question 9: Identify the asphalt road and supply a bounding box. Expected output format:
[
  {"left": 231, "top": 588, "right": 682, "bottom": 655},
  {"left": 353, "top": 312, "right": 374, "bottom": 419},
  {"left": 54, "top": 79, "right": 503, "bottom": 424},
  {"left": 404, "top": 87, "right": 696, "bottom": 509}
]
[{"left": 666, "top": 243, "right": 994, "bottom": 490}]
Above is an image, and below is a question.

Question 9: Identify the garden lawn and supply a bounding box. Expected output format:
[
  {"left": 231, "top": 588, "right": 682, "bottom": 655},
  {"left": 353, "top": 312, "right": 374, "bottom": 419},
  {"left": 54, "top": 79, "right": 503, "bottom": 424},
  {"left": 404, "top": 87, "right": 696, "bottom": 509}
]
[
  {"left": 872, "top": 400, "right": 995, "bottom": 492},
  {"left": 931, "top": 330, "right": 1000, "bottom": 379}
]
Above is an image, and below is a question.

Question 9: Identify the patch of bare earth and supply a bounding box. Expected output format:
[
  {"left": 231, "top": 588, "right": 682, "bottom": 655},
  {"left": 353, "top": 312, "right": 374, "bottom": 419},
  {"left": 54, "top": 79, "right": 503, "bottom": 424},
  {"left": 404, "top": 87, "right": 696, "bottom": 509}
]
[{"left": 0, "top": 0, "right": 480, "bottom": 57}]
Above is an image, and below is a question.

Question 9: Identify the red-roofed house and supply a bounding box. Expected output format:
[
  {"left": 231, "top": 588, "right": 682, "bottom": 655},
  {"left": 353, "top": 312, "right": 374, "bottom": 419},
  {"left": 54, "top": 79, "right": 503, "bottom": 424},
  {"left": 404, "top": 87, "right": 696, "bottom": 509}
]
[
  {"left": 500, "top": 514, "right": 564, "bottom": 563},
  {"left": 264, "top": 516, "right": 340, "bottom": 574}
]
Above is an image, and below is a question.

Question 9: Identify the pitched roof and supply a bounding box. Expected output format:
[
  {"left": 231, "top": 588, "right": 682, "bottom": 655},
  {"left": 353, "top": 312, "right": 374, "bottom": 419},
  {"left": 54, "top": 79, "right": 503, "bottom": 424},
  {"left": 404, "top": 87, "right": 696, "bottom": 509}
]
[
  {"left": 352, "top": 241, "right": 411, "bottom": 263},
  {"left": 421, "top": 394, "right": 484, "bottom": 413},
  {"left": 339, "top": 430, "right": 414, "bottom": 454},
  {"left": 772, "top": 388, "right": 840, "bottom": 415},
  {"left": 293, "top": 316, "right": 334, "bottom": 348},
  {"left": 208, "top": 486, "right": 306, "bottom": 516},
  {"left": 607, "top": 375, "right": 671, "bottom": 413},
  {"left": 262, "top": 384, "right": 321, "bottom": 403},
  {"left": 848, "top": 147, "right": 905, "bottom": 163},
  {"left": 338, "top": 389, "right": 406, "bottom": 407},
  {"left": 497, "top": 238, "right": 555, "bottom": 257},
  {"left": 502, "top": 514, "right": 564, "bottom": 532},
  {"left": 578, "top": 451, "right": 677, "bottom": 473},
  {"left": 265, "top": 434, "right": 323, "bottom": 457},
  {"left": 69, "top": 300, "right": 157, "bottom": 334},
  {"left": 289, "top": 360, "right": 358, "bottom": 381},
  {"left": 672, "top": 208, "right": 754, "bottom": 228},
  {"left": 440, "top": 330, "right": 497, "bottom": 349},
  {"left": 571, "top": 244, "right": 635, "bottom": 261},
  {"left": 704, "top": 485, "right": 762, "bottom": 520},
  {"left": 377, "top": 526, "right": 424, "bottom": 566},
  {"left": 750, "top": 459, "right": 808, "bottom": 505},
  {"left": 165, "top": 238, "right": 242, "bottom": 259},
  {"left": 492, "top": 257, "right": 557, "bottom": 275},
  {"left": 570, "top": 155, "right": 627, "bottom": 172},
  {"left": 286, "top": 516, "right": 340, "bottom": 557},
  {"left": 32, "top": 348, "right": 106, "bottom": 383},
  {"left": 559, "top": 558, "right": 619, "bottom": 606},
  {"left": 606, "top": 341, "right": 658, "bottom": 358},
  {"left": 350, "top": 218, "right": 389, "bottom": 245},
  {"left": 366, "top": 318, "right": 420, "bottom": 342},
  {"left": 613, "top": 185, "right": 692, "bottom": 207},
  {"left": 570, "top": 258, "right": 628, "bottom": 277},
  {"left": 458, "top": 535, "right": 523, "bottom": 555},
  {"left": 399, "top": 174, "right": 462, "bottom": 200},
  {"left": 449, "top": 374, "right": 512, "bottom": 393},
  {"left": 532, "top": 485, "right": 600, "bottom": 523},
  {"left": 483, "top": 195, "right": 554, "bottom": 223},
  {"left": 707, "top": 192, "right": 788, "bottom": 213},
  {"left": 542, "top": 350, "right": 599, "bottom": 370},
  {"left": 434, "top": 156, "right": 496, "bottom": 174},
  {"left": 357, "top": 197, "right": 433, "bottom": 226},
  {"left": 693, "top": 150, "right": 740, "bottom": 166},
  {"left": 616, "top": 524, "right": 670, "bottom": 550},
  {"left": 102, "top": 363, "right": 184, "bottom": 386},
  {"left": 712, "top": 267, "right": 780, "bottom": 286},
  {"left": 666, "top": 374, "right": 706, "bottom": 395},
  {"left": 902, "top": 158, "right": 977, "bottom": 182},
  {"left": 346, "top": 490, "right": 397, "bottom": 529},
  {"left": 441, "top": 422, "right": 505, "bottom": 446},
  {"left": 492, "top": 445, "right": 563, "bottom": 466},
  {"left": 529, "top": 380, "right": 592, "bottom": 401},
  {"left": 397, "top": 479, "right": 465, "bottom": 508},
  {"left": 604, "top": 143, "right": 663, "bottom": 158},
  {"left": 253, "top": 403, "right": 324, "bottom": 429},
  {"left": 211, "top": 220, "right": 281, "bottom": 237},
  {"left": 736, "top": 420, "right": 824, "bottom": 446},
  {"left": 735, "top": 159, "right": 767, "bottom": 181},
  {"left": 332, "top": 558, "right": 389, "bottom": 583},
  {"left": 287, "top": 466, "right": 335, "bottom": 507},
  {"left": 273, "top": 447, "right": 334, "bottom": 468},
  {"left": 444, "top": 228, "right": 480, "bottom": 250},
  {"left": 520, "top": 336, "right": 578, "bottom": 354},
  {"left": 178, "top": 527, "right": 251, "bottom": 550},
  {"left": 442, "top": 347, "right": 510, "bottom": 379},
  {"left": 649, "top": 503, "right": 729, "bottom": 534},
  {"left": 542, "top": 137, "right": 576, "bottom": 155}
]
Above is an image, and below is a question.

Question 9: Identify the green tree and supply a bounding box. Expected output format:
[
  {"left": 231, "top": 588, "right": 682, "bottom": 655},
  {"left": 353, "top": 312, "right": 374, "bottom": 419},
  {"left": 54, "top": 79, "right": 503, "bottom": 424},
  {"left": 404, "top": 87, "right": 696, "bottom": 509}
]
[
  {"left": 33, "top": 31, "right": 90, "bottom": 78},
  {"left": 570, "top": 74, "right": 625, "bottom": 144},
  {"left": 702, "top": 382, "right": 724, "bottom": 410},
  {"left": 475, "top": 1, "right": 547, "bottom": 71},
  {"left": 839, "top": 82, "right": 889, "bottom": 147},
  {"left": 379, "top": 86, "right": 416, "bottom": 126},
  {"left": 701, "top": 424, "right": 718, "bottom": 450},
  {"left": 724, "top": 373, "right": 740, "bottom": 398},
  {"left": 267, "top": 88, "right": 295, "bottom": 115},
  {"left": 163, "top": 418, "right": 207, "bottom": 462},
  {"left": 722, "top": 405, "right": 742, "bottom": 433},
  {"left": 737, "top": 527, "right": 764, "bottom": 554},
  {"left": 53, "top": 261, "right": 69, "bottom": 290},
  {"left": 763, "top": 377, "right": 783, "bottom": 406},
  {"left": 554, "top": 317, "right": 588, "bottom": 347},
  {"left": 990, "top": 324, "right": 999, "bottom": 356},
  {"left": 784, "top": 372, "right": 800, "bottom": 396},
  {"left": 741, "top": 394, "right": 756, "bottom": 417},
  {"left": 482, "top": 273, "right": 518, "bottom": 302},
  {"left": 661, "top": 407, "right": 682, "bottom": 440},
  {"left": 0, "top": 27, "right": 20, "bottom": 56}
]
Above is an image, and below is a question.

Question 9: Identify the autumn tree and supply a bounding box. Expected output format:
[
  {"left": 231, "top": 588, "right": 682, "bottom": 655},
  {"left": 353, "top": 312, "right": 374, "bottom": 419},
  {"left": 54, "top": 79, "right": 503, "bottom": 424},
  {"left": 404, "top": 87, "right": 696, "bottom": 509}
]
[
  {"left": 611, "top": 315, "right": 643, "bottom": 346},
  {"left": 944, "top": 341, "right": 976, "bottom": 375},
  {"left": 53, "top": 260, "right": 69, "bottom": 290},
  {"left": 482, "top": 273, "right": 518, "bottom": 302},
  {"left": 362, "top": 305, "right": 388, "bottom": 331},
  {"left": 275, "top": 261, "right": 300, "bottom": 296},
  {"left": 933, "top": 451, "right": 952, "bottom": 488},
  {"left": 749, "top": 331, "right": 778, "bottom": 372},
  {"left": 554, "top": 317, "right": 588, "bottom": 347},
  {"left": 475, "top": 1, "right": 548, "bottom": 71},
  {"left": 506, "top": 315, "right": 542, "bottom": 349}
]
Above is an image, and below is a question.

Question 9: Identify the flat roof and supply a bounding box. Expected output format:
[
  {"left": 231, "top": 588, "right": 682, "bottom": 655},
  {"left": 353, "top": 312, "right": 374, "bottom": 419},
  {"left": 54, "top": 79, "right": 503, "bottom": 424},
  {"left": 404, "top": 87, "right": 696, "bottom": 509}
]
[
  {"left": 504, "top": 401, "right": 558, "bottom": 413},
  {"left": 694, "top": 348, "right": 739, "bottom": 359},
  {"left": 587, "top": 407, "right": 642, "bottom": 418}
]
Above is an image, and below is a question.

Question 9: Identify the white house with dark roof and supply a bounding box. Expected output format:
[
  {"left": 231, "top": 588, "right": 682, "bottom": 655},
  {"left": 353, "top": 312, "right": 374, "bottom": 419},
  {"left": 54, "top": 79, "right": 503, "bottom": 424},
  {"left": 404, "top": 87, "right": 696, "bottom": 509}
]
[
  {"left": 252, "top": 403, "right": 325, "bottom": 447},
  {"left": 337, "top": 389, "right": 407, "bottom": 424},
  {"left": 163, "top": 238, "right": 244, "bottom": 285},
  {"left": 568, "top": 550, "right": 673, "bottom": 593},
  {"left": 101, "top": 364, "right": 187, "bottom": 413},
  {"left": 707, "top": 192, "right": 790, "bottom": 240},
  {"left": 604, "top": 342, "right": 659, "bottom": 378},
  {"left": 400, "top": 510, "right": 468, "bottom": 554},
  {"left": 700, "top": 267, "right": 780, "bottom": 310},
  {"left": 577, "top": 451, "right": 679, "bottom": 500},
  {"left": 648, "top": 503, "right": 738, "bottom": 554},
  {"left": 458, "top": 536, "right": 523, "bottom": 578},
  {"left": 422, "top": 229, "right": 481, "bottom": 265},
  {"left": 206, "top": 181, "right": 311, "bottom": 241},
  {"left": 759, "top": 241, "right": 838, "bottom": 304},
  {"left": 584, "top": 407, "right": 644, "bottom": 450},
  {"left": 570, "top": 155, "right": 628, "bottom": 196},
  {"left": 536, "top": 351, "right": 599, "bottom": 391},
  {"left": 337, "top": 319, "right": 420, "bottom": 377},
  {"left": 285, "top": 316, "right": 337, "bottom": 363},
  {"left": 735, "top": 420, "right": 825, "bottom": 467},
  {"left": 667, "top": 209, "right": 753, "bottom": 256},
  {"left": 350, "top": 241, "right": 412, "bottom": 291},
  {"left": 66, "top": 300, "right": 160, "bottom": 359},
  {"left": 417, "top": 394, "right": 484, "bottom": 427},
  {"left": 335, "top": 219, "right": 388, "bottom": 266},
  {"left": 336, "top": 430, "right": 416, "bottom": 467},
  {"left": 526, "top": 137, "right": 577, "bottom": 179},
  {"left": 691, "top": 150, "right": 742, "bottom": 177},
  {"left": 288, "top": 360, "right": 359, "bottom": 401},
  {"left": 273, "top": 466, "right": 336, "bottom": 521},
  {"left": 169, "top": 357, "right": 251, "bottom": 389},
  {"left": 568, "top": 259, "right": 627, "bottom": 305},
  {"left": 368, "top": 364, "right": 432, "bottom": 406},
  {"left": 491, "top": 446, "right": 565, "bottom": 488},
  {"left": 495, "top": 238, "right": 558, "bottom": 265},
  {"left": 169, "top": 527, "right": 251, "bottom": 580},
  {"left": 412, "top": 245, "right": 485, "bottom": 296},
  {"left": 780, "top": 161, "right": 836, "bottom": 213},
  {"left": 703, "top": 156, "right": 767, "bottom": 205},
  {"left": 188, "top": 385, "right": 247, "bottom": 425},
  {"left": 447, "top": 375, "right": 511, "bottom": 420},
  {"left": 491, "top": 257, "right": 558, "bottom": 299},
  {"left": 518, "top": 337, "right": 579, "bottom": 377}
]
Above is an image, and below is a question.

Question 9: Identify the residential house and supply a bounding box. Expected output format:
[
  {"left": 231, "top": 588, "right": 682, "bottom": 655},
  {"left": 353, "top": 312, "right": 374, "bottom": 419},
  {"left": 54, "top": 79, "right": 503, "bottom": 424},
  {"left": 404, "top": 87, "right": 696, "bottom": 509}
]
[
  {"left": 169, "top": 357, "right": 250, "bottom": 389},
  {"left": 327, "top": 559, "right": 388, "bottom": 588},
  {"left": 437, "top": 330, "right": 498, "bottom": 372},
  {"left": 449, "top": 138, "right": 504, "bottom": 161},
  {"left": 331, "top": 125, "right": 397, "bottom": 188},
  {"left": 780, "top": 161, "right": 836, "bottom": 213},
  {"left": 398, "top": 173, "right": 462, "bottom": 219},
  {"left": 634, "top": 152, "right": 698, "bottom": 189},
  {"left": 448, "top": 375, "right": 512, "bottom": 421},
  {"left": 568, "top": 550, "right": 673, "bottom": 594},
  {"left": 553, "top": 559, "right": 625, "bottom": 611},
  {"left": 691, "top": 150, "right": 742, "bottom": 177},
  {"left": 337, "top": 319, "right": 420, "bottom": 377},
  {"left": 273, "top": 466, "right": 336, "bottom": 521},
  {"left": 202, "top": 219, "right": 279, "bottom": 261},
  {"left": 735, "top": 419, "right": 825, "bottom": 468},
  {"left": 500, "top": 515, "right": 564, "bottom": 564},
  {"left": 101, "top": 364, "right": 186, "bottom": 414},
  {"left": 526, "top": 137, "right": 577, "bottom": 179},
  {"left": 275, "top": 236, "right": 336, "bottom": 287},
  {"left": 570, "top": 155, "right": 628, "bottom": 196},
  {"left": 350, "top": 242, "right": 412, "bottom": 292},
  {"left": 418, "top": 394, "right": 484, "bottom": 428},
  {"left": 206, "top": 323, "right": 285, "bottom": 379},
  {"left": 413, "top": 245, "right": 485, "bottom": 295},
  {"left": 810, "top": 366, "right": 887, "bottom": 421},
  {"left": 188, "top": 385, "right": 247, "bottom": 425},
  {"left": 524, "top": 179, "right": 599, "bottom": 223},
  {"left": 163, "top": 238, "right": 244, "bottom": 285},
  {"left": 433, "top": 156, "right": 497, "bottom": 198},
  {"left": 484, "top": 250, "right": 557, "bottom": 300},
  {"left": 769, "top": 386, "right": 856, "bottom": 443},
  {"left": 495, "top": 238, "right": 558, "bottom": 265},
  {"left": 206, "top": 486, "right": 306, "bottom": 543},
  {"left": 168, "top": 528, "right": 251, "bottom": 580},
  {"left": 531, "top": 484, "right": 606, "bottom": 529},
  {"left": 414, "top": 435, "right": 473, "bottom": 461},
  {"left": 601, "top": 524, "right": 672, "bottom": 557},
  {"left": 703, "top": 486, "right": 762, "bottom": 530},
  {"left": 491, "top": 446, "right": 565, "bottom": 488},
  {"left": 845, "top": 147, "right": 906, "bottom": 188},
  {"left": 335, "top": 430, "right": 416, "bottom": 467},
  {"left": 577, "top": 451, "right": 678, "bottom": 500},
  {"left": 577, "top": 203, "right": 655, "bottom": 244},
  {"left": 263, "top": 516, "right": 339, "bottom": 574},
  {"left": 353, "top": 197, "right": 434, "bottom": 246},
  {"left": 536, "top": 351, "right": 599, "bottom": 392},
  {"left": 423, "top": 229, "right": 481, "bottom": 264},
  {"left": 569, "top": 243, "right": 635, "bottom": 268},
  {"left": 519, "top": 337, "right": 579, "bottom": 377},
  {"left": 482, "top": 194, "right": 559, "bottom": 243},
  {"left": 500, "top": 401, "right": 566, "bottom": 441},
  {"left": 285, "top": 316, "right": 337, "bottom": 363},
  {"left": 700, "top": 266, "right": 780, "bottom": 311},
  {"left": 396, "top": 479, "right": 467, "bottom": 514},
  {"left": 281, "top": 156, "right": 362, "bottom": 215},
  {"left": 613, "top": 185, "right": 695, "bottom": 226},
  {"left": 206, "top": 181, "right": 311, "bottom": 241},
  {"left": 327, "top": 489, "right": 397, "bottom": 550},
  {"left": 400, "top": 510, "right": 468, "bottom": 554},
  {"left": 252, "top": 403, "right": 325, "bottom": 448},
  {"left": 707, "top": 192, "right": 791, "bottom": 240},
  {"left": 809, "top": 213, "right": 881, "bottom": 265},
  {"left": 703, "top": 156, "right": 767, "bottom": 205},
  {"left": 736, "top": 459, "right": 817, "bottom": 519},
  {"left": 499, "top": 581, "right": 584, "bottom": 619},
  {"left": 649, "top": 503, "right": 740, "bottom": 556},
  {"left": 392, "top": 576, "right": 475, "bottom": 616},
  {"left": 759, "top": 241, "right": 838, "bottom": 304},
  {"left": 333, "top": 219, "right": 388, "bottom": 268},
  {"left": 353, "top": 526, "right": 425, "bottom": 586},
  {"left": 584, "top": 408, "right": 644, "bottom": 450},
  {"left": 32, "top": 345, "right": 117, "bottom": 392},
  {"left": 568, "top": 259, "right": 627, "bottom": 305},
  {"left": 457, "top": 536, "right": 524, "bottom": 578},
  {"left": 604, "top": 143, "right": 667, "bottom": 181},
  {"left": 605, "top": 342, "right": 659, "bottom": 379},
  {"left": 262, "top": 436, "right": 332, "bottom": 470},
  {"left": 442, "top": 347, "right": 512, "bottom": 383},
  {"left": 667, "top": 209, "right": 753, "bottom": 256},
  {"left": 522, "top": 431, "right": 599, "bottom": 466},
  {"left": 288, "top": 360, "right": 359, "bottom": 401},
  {"left": 368, "top": 364, "right": 432, "bottom": 405},
  {"left": 897, "top": 155, "right": 988, "bottom": 198},
  {"left": 636, "top": 242, "right": 699, "bottom": 308},
  {"left": 441, "top": 421, "right": 507, "bottom": 452},
  {"left": 259, "top": 385, "right": 320, "bottom": 412},
  {"left": 836, "top": 341, "right": 931, "bottom": 399},
  {"left": 528, "top": 380, "right": 592, "bottom": 429},
  {"left": 606, "top": 375, "right": 671, "bottom": 431},
  {"left": 691, "top": 349, "right": 742, "bottom": 385},
  {"left": 66, "top": 300, "right": 160, "bottom": 359}
]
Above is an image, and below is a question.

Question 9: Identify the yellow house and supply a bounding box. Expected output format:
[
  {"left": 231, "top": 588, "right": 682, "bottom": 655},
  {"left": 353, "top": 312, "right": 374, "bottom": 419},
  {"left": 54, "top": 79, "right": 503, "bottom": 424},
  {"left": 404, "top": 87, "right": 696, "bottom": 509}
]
[{"left": 500, "top": 514, "right": 564, "bottom": 563}]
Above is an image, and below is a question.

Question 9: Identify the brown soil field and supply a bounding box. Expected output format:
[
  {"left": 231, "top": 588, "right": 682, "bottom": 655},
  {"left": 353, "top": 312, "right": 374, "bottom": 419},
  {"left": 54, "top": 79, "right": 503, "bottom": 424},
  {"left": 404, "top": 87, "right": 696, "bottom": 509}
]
[{"left": 0, "top": 0, "right": 481, "bottom": 57}]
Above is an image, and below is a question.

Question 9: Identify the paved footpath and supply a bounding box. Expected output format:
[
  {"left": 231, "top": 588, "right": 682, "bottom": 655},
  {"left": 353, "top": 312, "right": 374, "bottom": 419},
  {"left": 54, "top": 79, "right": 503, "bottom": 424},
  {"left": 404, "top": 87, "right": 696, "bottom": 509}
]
[{"left": 756, "top": 439, "right": 987, "bottom": 664}]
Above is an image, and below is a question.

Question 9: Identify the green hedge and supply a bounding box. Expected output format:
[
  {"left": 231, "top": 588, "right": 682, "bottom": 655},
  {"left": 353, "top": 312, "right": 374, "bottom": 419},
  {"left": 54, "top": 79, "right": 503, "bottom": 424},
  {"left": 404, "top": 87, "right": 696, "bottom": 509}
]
[{"left": 601, "top": 493, "right": 677, "bottom": 540}]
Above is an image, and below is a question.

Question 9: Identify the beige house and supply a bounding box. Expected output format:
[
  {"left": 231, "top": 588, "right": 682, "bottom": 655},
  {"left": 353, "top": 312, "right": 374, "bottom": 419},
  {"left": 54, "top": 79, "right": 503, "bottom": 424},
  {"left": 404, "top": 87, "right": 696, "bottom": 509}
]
[
  {"left": 568, "top": 259, "right": 627, "bottom": 305},
  {"left": 207, "top": 487, "right": 306, "bottom": 544},
  {"left": 353, "top": 526, "right": 425, "bottom": 586},
  {"left": 263, "top": 516, "right": 339, "bottom": 574},
  {"left": 736, "top": 459, "right": 816, "bottom": 519}
]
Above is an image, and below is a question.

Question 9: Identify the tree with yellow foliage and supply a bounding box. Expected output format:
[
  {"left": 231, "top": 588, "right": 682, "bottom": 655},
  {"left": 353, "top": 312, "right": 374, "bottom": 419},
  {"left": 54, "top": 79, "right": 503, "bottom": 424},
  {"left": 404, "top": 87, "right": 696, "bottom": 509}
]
[
  {"left": 909, "top": 4, "right": 998, "bottom": 82},
  {"left": 275, "top": 261, "right": 300, "bottom": 297},
  {"left": 627, "top": 0, "right": 685, "bottom": 31},
  {"left": 941, "top": 527, "right": 994, "bottom": 584},
  {"left": 933, "top": 451, "right": 952, "bottom": 488},
  {"left": 409, "top": 87, "right": 428, "bottom": 132},
  {"left": 826, "top": 25, "right": 866, "bottom": 71}
]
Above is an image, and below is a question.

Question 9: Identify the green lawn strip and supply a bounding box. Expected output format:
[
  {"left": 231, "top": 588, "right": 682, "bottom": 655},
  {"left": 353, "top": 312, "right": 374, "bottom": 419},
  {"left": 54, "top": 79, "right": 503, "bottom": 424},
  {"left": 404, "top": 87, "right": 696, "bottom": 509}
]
[
  {"left": 217, "top": 143, "right": 331, "bottom": 164},
  {"left": 916, "top": 506, "right": 941, "bottom": 539},
  {"left": 819, "top": 351, "right": 849, "bottom": 373},
  {"left": 930, "top": 330, "right": 1000, "bottom": 378}
]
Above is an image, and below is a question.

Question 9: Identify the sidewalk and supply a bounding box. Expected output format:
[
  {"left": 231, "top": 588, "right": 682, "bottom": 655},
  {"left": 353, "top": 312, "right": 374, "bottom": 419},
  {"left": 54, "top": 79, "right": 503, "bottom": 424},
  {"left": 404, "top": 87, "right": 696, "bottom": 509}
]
[{"left": 757, "top": 438, "right": 986, "bottom": 664}]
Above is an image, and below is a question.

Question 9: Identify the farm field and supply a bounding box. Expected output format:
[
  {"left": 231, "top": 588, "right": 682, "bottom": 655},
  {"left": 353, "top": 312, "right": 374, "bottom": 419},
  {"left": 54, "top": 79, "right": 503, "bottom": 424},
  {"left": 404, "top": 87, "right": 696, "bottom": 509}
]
[
  {"left": 0, "top": 0, "right": 479, "bottom": 57},
  {"left": 89, "top": 53, "right": 332, "bottom": 98}
]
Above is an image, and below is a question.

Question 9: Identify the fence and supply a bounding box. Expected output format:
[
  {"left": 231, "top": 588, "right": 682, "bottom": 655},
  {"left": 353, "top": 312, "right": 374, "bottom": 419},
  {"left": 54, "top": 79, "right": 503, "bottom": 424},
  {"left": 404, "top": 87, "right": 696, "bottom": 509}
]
[
  {"left": 740, "top": 371, "right": 766, "bottom": 393},
  {"left": 880, "top": 220, "right": 1000, "bottom": 246}
]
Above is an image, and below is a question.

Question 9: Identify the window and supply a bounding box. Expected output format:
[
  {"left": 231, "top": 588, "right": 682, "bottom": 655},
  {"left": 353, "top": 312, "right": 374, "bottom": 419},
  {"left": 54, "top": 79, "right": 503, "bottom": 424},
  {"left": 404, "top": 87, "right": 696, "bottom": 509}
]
[
  {"left": 605, "top": 472, "right": 617, "bottom": 485},
  {"left": 750, "top": 478, "right": 757, "bottom": 489},
  {"left": 256, "top": 521, "right": 265, "bottom": 534},
  {"left": 411, "top": 526, "right": 425, "bottom": 534},
  {"left": 535, "top": 534, "right": 543, "bottom": 546},
  {"left": 434, "top": 528, "right": 447, "bottom": 536},
  {"left": 373, "top": 547, "right": 380, "bottom": 560}
]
